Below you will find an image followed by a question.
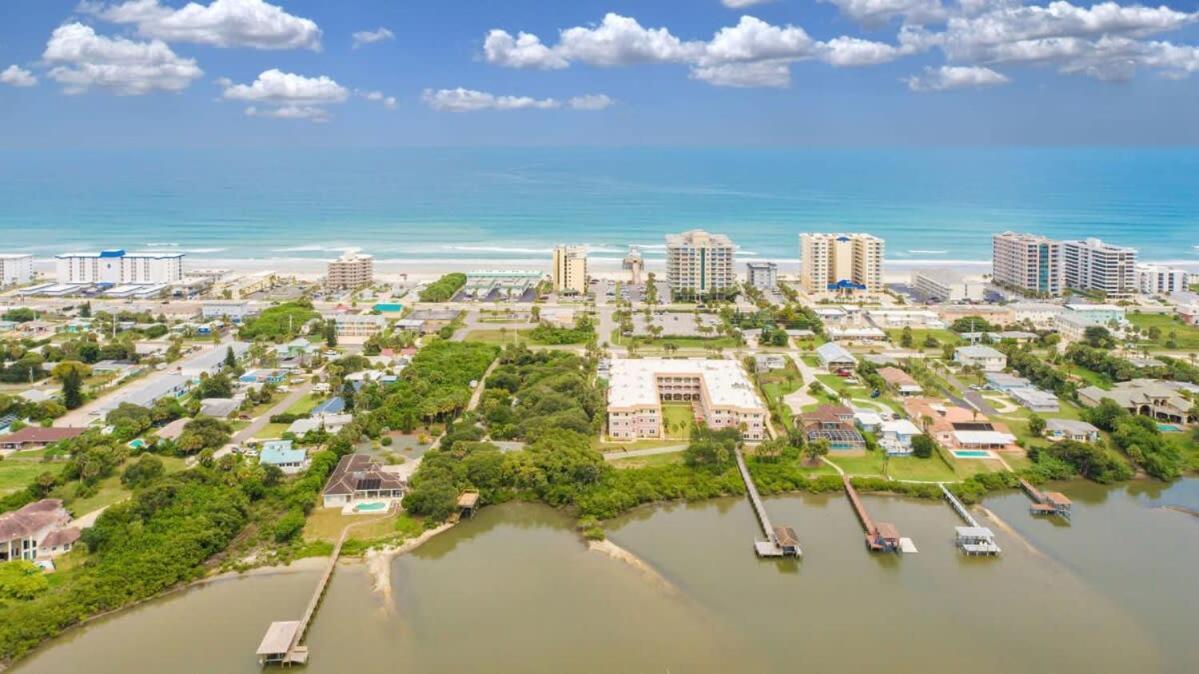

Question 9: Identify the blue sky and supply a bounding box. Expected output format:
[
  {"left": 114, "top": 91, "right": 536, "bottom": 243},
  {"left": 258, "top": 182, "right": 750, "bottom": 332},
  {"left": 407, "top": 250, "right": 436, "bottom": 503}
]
[{"left": 2, "top": 0, "right": 1198, "bottom": 147}]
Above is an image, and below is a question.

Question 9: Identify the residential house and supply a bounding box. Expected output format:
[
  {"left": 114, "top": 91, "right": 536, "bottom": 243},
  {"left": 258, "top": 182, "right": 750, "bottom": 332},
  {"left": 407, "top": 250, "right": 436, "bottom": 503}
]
[
  {"left": 954, "top": 345, "right": 1007, "bottom": 372},
  {"left": 1009, "top": 387, "right": 1059, "bottom": 412},
  {"left": 288, "top": 413, "right": 353, "bottom": 436},
  {"left": 877, "top": 367, "right": 923, "bottom": 396},
  {"left": 0, "top": 500, "right": 72, "bottom": 562},
  {"left": 879, "top": 419, "right": 922, "bottom": 456},
  {"left": 321, "top": 453, "right": 405, "bottom": 508},
  {"left": 1078, "top": 379, "right": 1198, "bottom": 424},
  {"left": 0, "top": 427, "right": 85, "bottom": 453},
  {"left": 800, "top": 404, "right": 865, "bottom": 453},
  {"left": 1045, "top": 419, "right": 1101, "bottom": 443},
  {"left": 903, "top": 398, "right": 1020, "bottom": 452},
  {"left": 816, "top": 342, "right": 857, "bottom": 370},
  {"left": 258, "top": 440, "right": 309, "bottom": 475},
  {"left": 40, "top": 528, "right": 81, "bottom": 558},
  {"left": 984, "top": 372, "right": 1031, "bottom": 392}
]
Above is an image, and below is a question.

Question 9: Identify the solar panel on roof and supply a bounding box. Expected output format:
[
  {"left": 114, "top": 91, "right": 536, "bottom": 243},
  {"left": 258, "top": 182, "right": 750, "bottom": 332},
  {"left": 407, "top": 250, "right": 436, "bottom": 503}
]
[{"left": 356, "top": 478, "right": 381, "bottom": 490}]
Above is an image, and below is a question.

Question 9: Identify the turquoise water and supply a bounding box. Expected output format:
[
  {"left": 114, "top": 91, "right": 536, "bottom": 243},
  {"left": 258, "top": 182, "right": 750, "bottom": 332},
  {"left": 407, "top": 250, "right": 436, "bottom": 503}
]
[
  {"left": 954, "top": 450, "right": 992, "bottom": 458},
  {"left": 354, "top": 502, "right": 387, "bottom": 512},
  {"left": 2, "top": 148, "right": 1197, "bottom": 265},
  {"left": 1158, "top": 424, "right": 1181, "bottom": 432},
  {"left": 372, "top": 303, "right": 403, "bottom": 312}
]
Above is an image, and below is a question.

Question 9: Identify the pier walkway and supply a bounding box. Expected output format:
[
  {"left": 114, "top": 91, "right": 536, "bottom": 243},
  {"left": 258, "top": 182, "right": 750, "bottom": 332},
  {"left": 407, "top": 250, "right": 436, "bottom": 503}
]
[
  {"left": 734, "top": 449, "right": 800, "bottom": 557},
  {"left": 842, "top": 476, "right": 902, "bottom": 553},
  {"left": 1019, "top": 479, "right": 1072, "bottom": 520},
  {"left": 939, "top": 484, "right": 1001, "bottom": 556}
]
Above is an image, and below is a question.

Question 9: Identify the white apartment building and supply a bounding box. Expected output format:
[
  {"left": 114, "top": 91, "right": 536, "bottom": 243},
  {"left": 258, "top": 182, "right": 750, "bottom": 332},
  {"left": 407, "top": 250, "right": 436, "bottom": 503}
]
[
  {"left": 551, "top": 245, "right": 588, "bottom": 295},
  {"left": 1008, "top": 302, "right": 1064, "bottom": 329},
  {"left": 606, "top": 358, "right": 768, "bottom": 442},
  {"left": 798, "top": 233, "right": 884, "bottom": 294},
  {"left": 992, "top": 232, "right": 1063, "bottom": 297},
  {"left": 1063, "top": 238, "right": 1137, "bottom": 299},
  {"left": 665, "top": 230, "right": 736, "bottom": 298},
  {"left": 0, "top": 254, "right": 34, "bottom": 286},
  {"left": 911, "top": 269, "right": 985, "bottom": 302},
  {"left": 326, "top": 253, "right": 374, "bottom": 290},
  {"left": 323, "top": 313, "right": 387, "bottom": 339},
  {"left": 745, "top": 261, "right": 778, "bottom": 291},
  {"left": 1135, "top": 263, "right": 1189, "bottom": 295},
  {"left": 55, "top": 250, "right": 183, "bottom": 285}
]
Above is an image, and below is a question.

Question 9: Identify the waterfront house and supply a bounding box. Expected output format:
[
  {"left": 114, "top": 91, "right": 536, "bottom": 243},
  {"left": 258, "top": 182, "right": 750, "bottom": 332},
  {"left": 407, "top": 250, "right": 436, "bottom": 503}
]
[
  {"left": 1078, "top": 379, "right": 1197, "bottom": 425},
  {"left": 953, "top": 345, "right": 1007, "bottom": 372},
  {"left": 903, "top": 398, "right": 1020, "bottom": 452},
  {"left": 0, "top": 500, "right": 72, "bottom": 562},
  {"left": 321, "top": 454, "right": 405, "bottom": 508},
  {"left": 1044, "top": 419, "right": 1101, "bottom": 443},
  {"left": 879, "top": 419, "right": 922, "bottom": 455},
  {"left": 800, "top": 405, "right": 865, "bottom": 452}
]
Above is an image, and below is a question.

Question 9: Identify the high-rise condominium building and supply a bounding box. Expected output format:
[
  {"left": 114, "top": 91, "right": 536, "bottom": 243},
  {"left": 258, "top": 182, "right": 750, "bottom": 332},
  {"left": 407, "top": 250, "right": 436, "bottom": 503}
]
[
  {"left": 551, "top": 245, "right": 588, "bottom": 295},
  {"left": 798, "top": 233, "right": 884, "bottom": 293},
  {"left": 0, "top": 254, "right": 34, "bottom": 286},
  {"left": 746, "top": 261, "right": 778, "bottom": 291},
  {"left": 1062, "top": 238, "right": 1137, "bottom": 299},
  {"left": 665, "top": 230, "right": 736, "bottom": 298},
  {"left": 991, "top": 232, "right": 1063, "bottom": 297},
  {"left": 55, "top": 250, "right": 183, "bottom": 285},
  {"left": 326, "top": 253, "right": 374, "bottom": 290},
  {"left": 1135, "top": 263, "right": 1189, "bottom": 295},
  {"left": 623, "top": 246, "right": 644, "bottom": 285}
]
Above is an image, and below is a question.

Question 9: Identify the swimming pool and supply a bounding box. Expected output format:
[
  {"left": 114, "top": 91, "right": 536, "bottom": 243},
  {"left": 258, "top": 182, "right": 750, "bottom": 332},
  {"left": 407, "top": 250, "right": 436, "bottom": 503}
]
[
  {"left": 953, "top": 450, "right": 992, "bottom": 459},
  {"left": 127, "top": 439, "right": 146, "bottom": 450},
  {"left": 1157, "top": 424, "right": 1181, "bottom": 432},
  {"left": 354, "top": 502, "right": 388, "bottom": 512},
  {"left": 372, "top": 303, "right": 403, "bottom": 313}
]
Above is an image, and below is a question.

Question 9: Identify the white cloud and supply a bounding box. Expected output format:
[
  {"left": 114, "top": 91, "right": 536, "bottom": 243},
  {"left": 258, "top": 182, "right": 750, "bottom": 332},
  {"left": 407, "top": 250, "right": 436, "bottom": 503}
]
[
  {"left": 690, "top": 60, "right": 793, "bottom": 87},
  {"left": 483, "top": 30, "right": 568, "bottom": 69},
  {"left": 82, "top": 0, "right": 321, "bottom": 50},
  {"left": 221, "top": 69, "right": 347, "bottom": 121},
  {"left": 568, "top": 93, "right": 615, "bottom": 110},
  {"left": 421, "top": 87, "right": 560, "bottom": 111},
  {"left": 905, "top": 65, "right": 1011, "bottom": 90},
  {"left": 221, "top": 69, "right": 347, "bottom": 104},
  {"left": 358, "top": 89, "right": 398, "bottom": 109},
  {"left": 701, "top": 16, "right": 816, "bottom": 65},
  {"left": 42, "top": 22, "right": 202, "bottom": 94},
  {"left": 819, "top": 0, "right": 947, "bottom": 27},
  {"left": 246, "top": 104, "right": 330, "bottom": 121},
  {"left": 556, "top": 13, "right": 705, "bottom": 65},
  {"left": 818, "top": 36, "right": 906, "bottom": 66},
  {"left": 0, "top": 65, "right": 37, "bottom": 87},
  {"left": 721, "top": 0, "right": 774, "bottom": 7},
  {"left": 352, "top": 27, "right": 394, "bottom": 49}
]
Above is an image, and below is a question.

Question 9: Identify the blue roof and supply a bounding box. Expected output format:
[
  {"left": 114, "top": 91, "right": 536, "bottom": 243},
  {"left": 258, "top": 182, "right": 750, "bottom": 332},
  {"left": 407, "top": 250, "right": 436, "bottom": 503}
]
[
  {"left": 827, "top": 279, "right": 867, "bottom": 290},
  {"left": 99, "top": 249, "right": 125, "bottom": 258},
  {"left": 260, "top": 441, "right": 306, "bottom": 466},
  {"left": 311, "top": 397, "right": 345, "bottom": 414}
]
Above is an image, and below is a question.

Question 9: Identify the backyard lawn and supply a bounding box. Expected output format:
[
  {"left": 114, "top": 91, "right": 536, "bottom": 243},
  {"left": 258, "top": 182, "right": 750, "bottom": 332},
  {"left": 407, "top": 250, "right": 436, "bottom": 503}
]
[
  {"left": 826, "top": 452, "right": 887, "bottom": 477},
  {"left": 886, "top": 328, "right": 961, "bottom": 350},
  {"left": 610, "top": 452, "right": 685, "bottom": 469},
  {"left": 885, "top": 455, "right": 958, "bottom": 482},
  {"left": 253, "top": 422, "right": 292, "bottom": 439},
  {"left": 284, "top": 393, "right": 321, "bottom": 416},
  {"left": 661, "top": 404, "right": 695, "bottom": 440},
  {"left": 0, "top": 460, "right": 61, "bottom": 495},
  {"left": 303, "top": 508, "right": 409, "bottom": 542}
]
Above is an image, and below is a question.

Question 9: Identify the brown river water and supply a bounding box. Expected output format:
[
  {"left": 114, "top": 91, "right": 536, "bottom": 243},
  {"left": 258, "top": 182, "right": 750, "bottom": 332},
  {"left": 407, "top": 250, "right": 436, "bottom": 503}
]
[{"left": 12, "top": 478, "right": 1199, "bottom": 673}]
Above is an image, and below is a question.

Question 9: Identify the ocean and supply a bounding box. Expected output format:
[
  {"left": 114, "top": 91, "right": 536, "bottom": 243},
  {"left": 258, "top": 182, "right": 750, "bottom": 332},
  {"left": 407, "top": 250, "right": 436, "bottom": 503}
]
[{"left": 3, "top": 147, "right": 1197, "bottom": 269}]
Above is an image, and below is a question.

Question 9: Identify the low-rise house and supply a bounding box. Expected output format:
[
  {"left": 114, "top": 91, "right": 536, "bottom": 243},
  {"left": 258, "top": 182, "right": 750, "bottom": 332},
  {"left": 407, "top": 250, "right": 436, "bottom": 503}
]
[
  {"left": 826, "top": 326, "right": 887, "bottom": 341},
  {"left": 816, "top": 342, "right": 856, "bottom": 370},
  {"left": 310, "top": 397, "right": 346, "bottom": 415},
  {"left": 156, "top": 417, "right": 189, "bottom": 442},
  {"left": 200, "top": 398, "right": 239, "bottom": 418},
  {"left": 287, "top": 413, "right": 353, "bottom": 436},
  {"left": 800, "top": 405, "right": 865, "bottom": 452},
  {"left": 877, "top": 367, "right": 923, "bottom": 396},
  {"left": 258, "top": 440, "right": 309, "bottom": 475},
  {"left": 984, "top": 372, "right": 1031, "bottom": 392},
  {"left": 854, "top": 411, "right": 884, "bottom": 432},
  {"left": 1045, "top": 419, "right": 1101, "bottom": 443},
  {"left": 903, "top": 398, "right": 1020, "bottom": 452},
  {"left": 0, "top": 427, "right": 85, "bottom": 453},
  {"left": 1009, "top": 387, "right": 1059, "bottom": 412},
  {"left": 1078, "top": 379, "right": 1198, "bottom": 424},
  {"left": 321, "top": 453, "right": 405, "bottom": 508},
  {"left": 879, "top": 419, "right": 922, "bottom": 455},
  {"left": 753, "top": 354, "right": 787, "bottom": 372},
  {"left": 40, "top": 527, "right": 80, "bottom": 558},
  {"left": 954, "top": 345, "right": 1007, "bottom": 372},
  {"left": 0, "top": 500, "right": 72, "bottom": 562}
]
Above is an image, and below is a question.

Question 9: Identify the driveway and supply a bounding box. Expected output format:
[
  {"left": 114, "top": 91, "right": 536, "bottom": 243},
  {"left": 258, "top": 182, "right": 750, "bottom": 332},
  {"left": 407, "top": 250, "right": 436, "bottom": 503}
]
[{"left": 210, "top": 381, "right": 315, "bottom": 461}]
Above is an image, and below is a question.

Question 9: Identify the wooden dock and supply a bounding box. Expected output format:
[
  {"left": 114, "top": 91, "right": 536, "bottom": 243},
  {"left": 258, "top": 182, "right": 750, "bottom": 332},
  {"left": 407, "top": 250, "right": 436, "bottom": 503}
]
[
  {"left": 734, "top": 449, "right": 800, "bottom": 557},
  {"left": 939, "top": 483, "right": 1001, "bottom": 556},
  {"left": 1019, "top": 478, "right": 1072, "bottom": 520},
  {"left": 258, "top": 508, "right": 374, "bottom": 667},
  {"left": 842, "top": 476, "right": 902, "bottom": 553}
]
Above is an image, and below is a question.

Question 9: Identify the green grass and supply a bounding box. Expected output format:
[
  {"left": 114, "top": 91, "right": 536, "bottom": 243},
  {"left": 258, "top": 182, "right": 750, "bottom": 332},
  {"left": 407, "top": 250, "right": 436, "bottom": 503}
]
[
  {"left": 253, "top": 422, "right": 292, "bottom": 439},
  {"left": 885, "top": 454, "right": 958, "bottom": 482},
  {"left": 463, "top": 329, "right": 533, "bottom": 345},
  {"left": 661, "top": 404, "right": 695, "bottom": 440},
  {"left": 0, "top": 460, "right": 62, "bottom": 494},
  {"left": 284, "top": 393, "right": 320, "bottom": 416},
  {"left": 303, "top": 508, "right": 402, "bottom": 542},
  {"left": 886, "top": 328, "right": 961, "bottom": 350},
  {"left": 51, "top": 455, "right": 188, "bottom": 515},
  {"left": 610, "top": 452, "right": 685, "bottom": 469},
  {"left": 826, "top": 452, "right": 887, "bottom": 477},
  {"left": 1127, "top": 312, "right": 1199, "bottom": 351},
  {"left": 594, "top": 438, "right": 686, "bottom": 452}
]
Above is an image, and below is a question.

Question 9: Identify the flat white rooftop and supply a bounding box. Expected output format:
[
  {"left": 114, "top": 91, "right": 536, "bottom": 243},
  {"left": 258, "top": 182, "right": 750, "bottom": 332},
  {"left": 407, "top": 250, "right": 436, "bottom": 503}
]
[{"left": 608, "top": 358, "right": 764, "bottom": 410}]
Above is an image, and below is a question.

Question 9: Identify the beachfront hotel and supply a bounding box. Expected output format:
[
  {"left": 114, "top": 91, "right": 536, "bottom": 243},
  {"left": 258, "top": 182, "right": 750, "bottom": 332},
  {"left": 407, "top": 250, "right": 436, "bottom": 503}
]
[
  {"left": 665, "top": 229, "right": 736, "bottom": 298},
  {"left": 551, "top": 245, "right": 588, "bottom": 295},
  {"left": 797, "top": 233, "right": 884, "bottom": 294},
  {"left": 910, "top": 268, "right": 986, "bottom": 302},
  {"left": 0, "top": 254, "right": 34, "bottom": 286},
  {"left": 991, "top": 232, "right": 1063, "bottom": 297},
  {"left": 55, "top": 250, "right": 183, "bottom": 285},
  {"left": 326, "top": 253, "right": 374, "bottom": 290},
  {"left": 606, "top": 357, "right": 768, "bottom": 442},
  {"left": 1062, "top": 237, "right": 1137, "bottom": 299}
]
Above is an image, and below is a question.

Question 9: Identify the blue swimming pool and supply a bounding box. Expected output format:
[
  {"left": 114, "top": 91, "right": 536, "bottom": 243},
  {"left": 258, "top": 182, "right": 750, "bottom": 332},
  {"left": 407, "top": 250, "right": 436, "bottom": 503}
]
[
  {"left": 954, "top": 450, "right": 991, "bottom": 458},
  {"left": 1158, "top": 424, "right": 1181, "bottom": 432},
  {"left": 354, "top": 502, "right": 388, "bottom": 512},
  {"left": 373, "top": 303, "right": 403, "bottom": 312}
]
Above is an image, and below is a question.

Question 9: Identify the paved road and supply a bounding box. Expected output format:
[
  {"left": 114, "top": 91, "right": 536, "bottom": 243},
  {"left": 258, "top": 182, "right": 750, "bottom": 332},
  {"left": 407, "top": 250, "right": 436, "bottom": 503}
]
[
  {"left": 938, "top": 367, "right": 997, "bottom": 416},
  {"left": 210, "top": 381, "right": 315, "bottom": 461}
]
